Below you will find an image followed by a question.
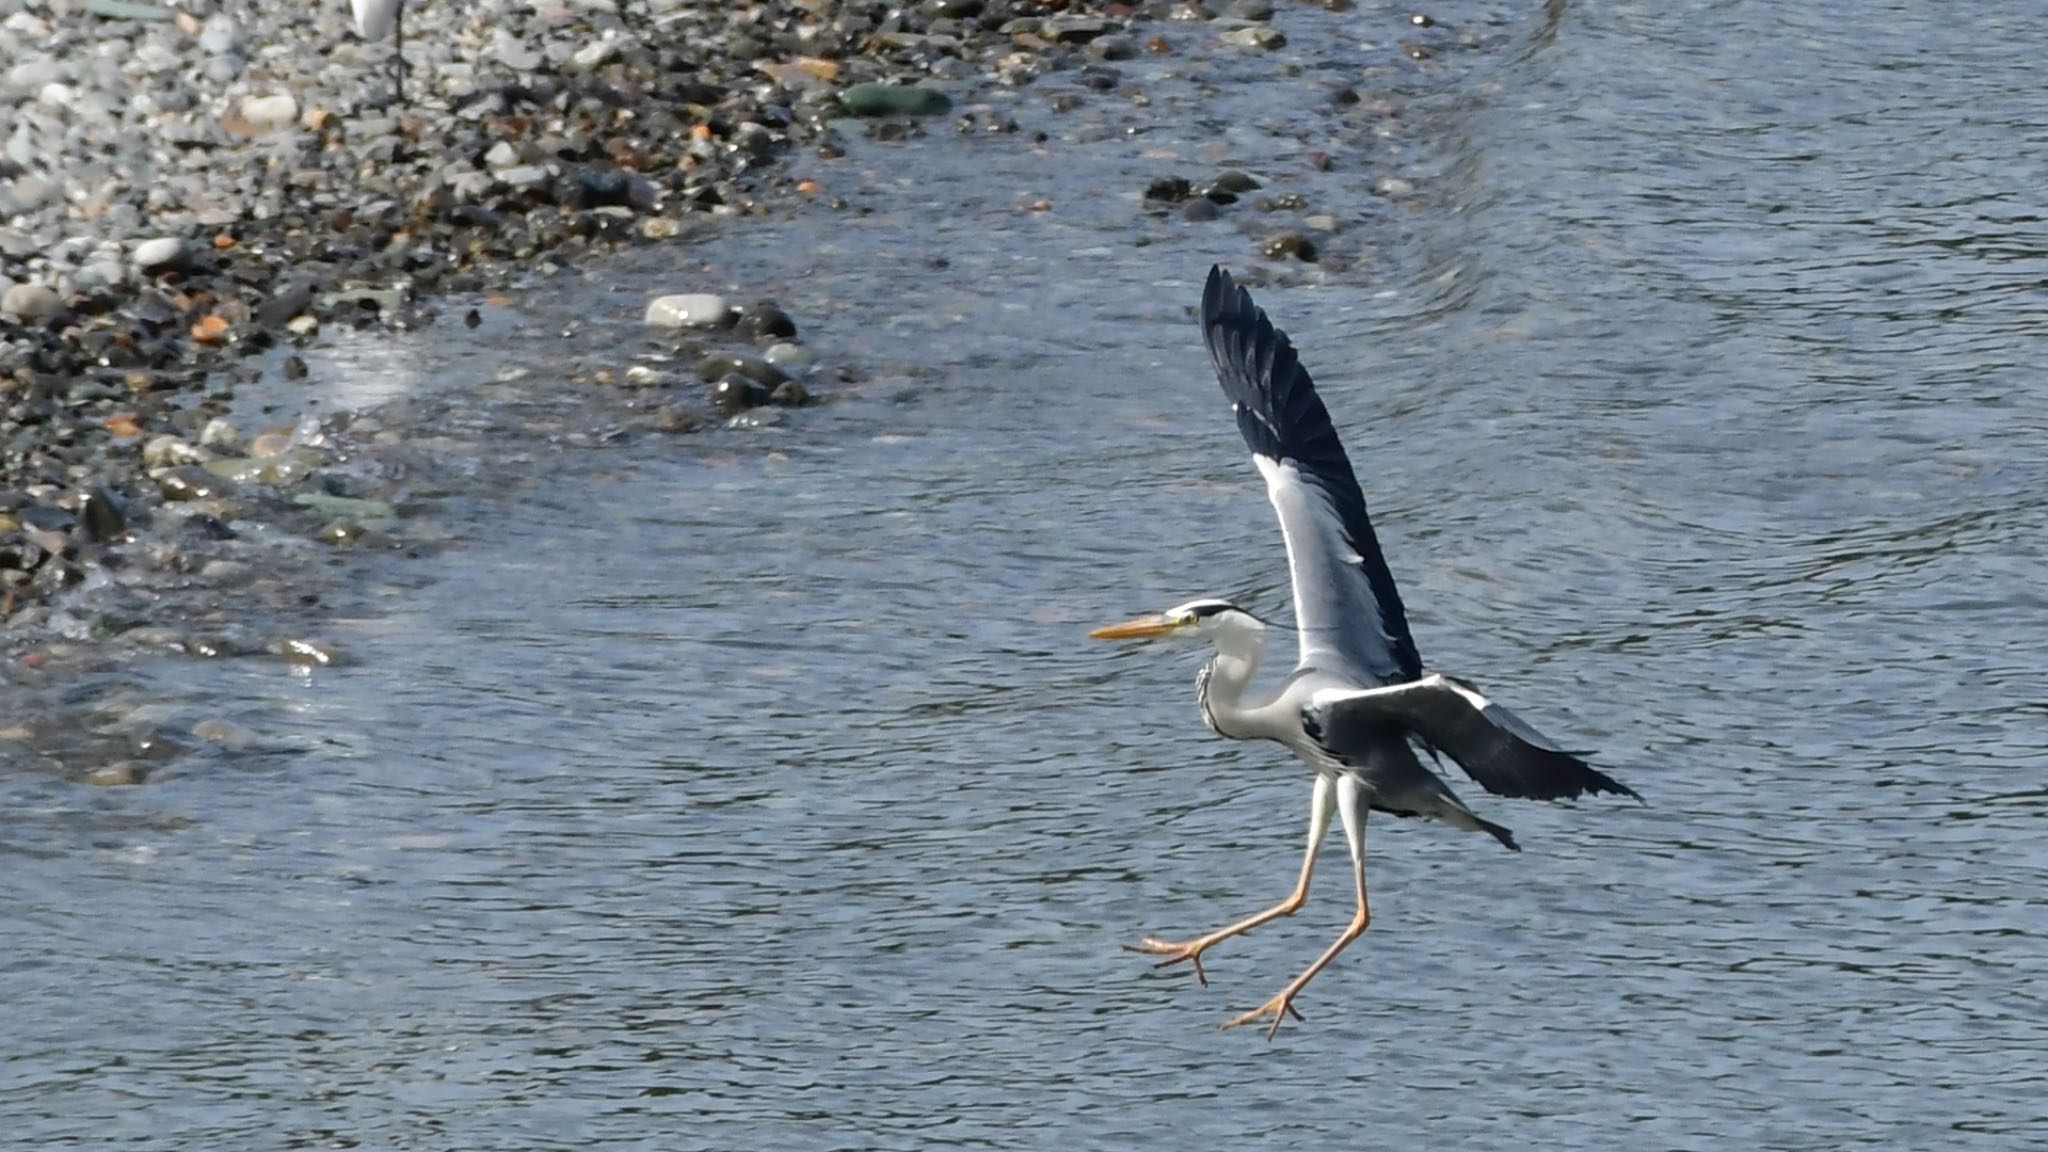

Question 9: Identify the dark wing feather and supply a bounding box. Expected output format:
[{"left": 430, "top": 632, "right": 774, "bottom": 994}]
[
  {"left": 1199, "top": 265, "right": 1423, "bottom": 685},
  {"left": 1307, "top": 675, "right": 1641, "bottom": 802}
]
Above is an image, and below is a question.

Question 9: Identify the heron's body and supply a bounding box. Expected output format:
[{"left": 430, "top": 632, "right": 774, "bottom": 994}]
[
  {"left": 1193, "top": 616, "right": 1518, "bottom": 849},
  {"left": 1091, "top": 266, "right": 1638, "bottom": 1037}
]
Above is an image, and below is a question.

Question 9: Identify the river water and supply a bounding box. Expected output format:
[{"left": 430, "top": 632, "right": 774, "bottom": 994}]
[{"left": 6, "top": 2, "right": 2046, "bottom": 1148}]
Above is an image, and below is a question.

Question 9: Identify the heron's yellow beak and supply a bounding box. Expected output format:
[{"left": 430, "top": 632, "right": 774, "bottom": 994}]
[{"left": 1088, "top": 613, "right": 1184, "bottom": 640}]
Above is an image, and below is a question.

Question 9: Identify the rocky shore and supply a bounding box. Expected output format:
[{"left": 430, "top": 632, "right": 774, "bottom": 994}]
[{"left": 2, "top": 0, "right": 1466, "bottom": 675}]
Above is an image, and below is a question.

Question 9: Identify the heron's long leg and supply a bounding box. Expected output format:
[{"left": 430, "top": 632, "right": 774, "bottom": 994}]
[
  {"left": 1125, "top": 774, "right": 1335, "bottom": 986},
  {"left": 1223, "top": 773, "right": 1371, "bottom": 1039}
]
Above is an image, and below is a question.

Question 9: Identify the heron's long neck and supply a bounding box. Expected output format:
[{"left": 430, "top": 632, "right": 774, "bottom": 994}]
[{"left": 1198, "top": 628, "right": 1265, "bottom": 737}]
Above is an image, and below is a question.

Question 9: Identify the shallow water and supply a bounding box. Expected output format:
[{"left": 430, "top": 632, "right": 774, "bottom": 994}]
[{"left": 8, "top": 2, "right": 2047, "bottom": 1147}]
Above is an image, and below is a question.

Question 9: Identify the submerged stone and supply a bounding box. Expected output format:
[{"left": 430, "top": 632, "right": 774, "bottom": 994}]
[{"left": 838, "top": 83, "right": 953, "bottom": 118}]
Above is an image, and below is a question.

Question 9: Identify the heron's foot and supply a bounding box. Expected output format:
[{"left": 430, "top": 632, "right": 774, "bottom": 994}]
[
  {"left": 1220, "top": 988, "right": 1306, "bottom": 1040},
  {"left": 1121, "top": 935, "right": 1217, "bottom": 987}
]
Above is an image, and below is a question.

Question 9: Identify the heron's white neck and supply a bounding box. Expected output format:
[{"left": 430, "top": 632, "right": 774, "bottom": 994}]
[{"left": 1197, "top": 614, "right": 1267, "bottom": 736}]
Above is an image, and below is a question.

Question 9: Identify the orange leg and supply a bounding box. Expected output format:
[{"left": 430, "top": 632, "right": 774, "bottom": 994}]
[
  {"left": 1125, "top": 774, "right": 1335, "bottom": 986},
  {"left": 1223, "top": 774, "right": 1371, "bottom": 1039}
]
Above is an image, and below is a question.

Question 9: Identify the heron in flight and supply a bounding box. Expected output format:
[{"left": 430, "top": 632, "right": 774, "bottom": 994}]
[{"left": 1091, "top": 266, "right": 1639, "bottom": 1038}]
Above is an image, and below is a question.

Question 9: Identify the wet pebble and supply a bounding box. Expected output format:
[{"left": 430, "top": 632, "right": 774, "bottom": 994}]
[
  {"left": 143, "top": 435, "right": 207, "bottom": 469},
  {"left": 293, "top": 493, "right": 397, "bottom": 520},
  {"left": 1089, "top": 36, "right": 1138, "bottom": 61},
  {"left": 1214, "top": 169, "right": 1263, "bottom": 194},
  {"left": 711, "top": 375, "right": 771, "bottom": 412},
  {"left": 1182, "top": 198, "right": 1221, "bottom": 222},
  {"left": 763, "top": 342, "right": 811, "bottom": 371},
  {"left": 840, "top": 82, "right": 953, "bottom": 118},
  {"left": 1220, "top": 26, "right": 1286, "bottom": 50},
  {"left": 198, "top": 418, "right": 244, "bottom": 453},
  {"left": 154, "top": 466, "right": 227, "bottom": 502},
  {"left": 85, "top": 762, "right": 144, "bottom": 787},
  {"left": 1262, "top": 232, "right": 1319, "bottom": 262},
  {"left": 646, "top": 293, "right": 734, "bottom": 329},
  {"left": 316, "top": 520, "right": 366, "bottom": 545},
  {"left": 738, "top": 302, "right": 798, "bottom": 342},
  {"left": 697, "top": 352, "right": 788, "bottom": 388},
  {"left": 1041, "top": 16, "right": 1113, "bottom": 43},
  {"left": 1145, "top": 176, "right": 1192, "bottom": 203},
  {"left": 247, "top": 431, "right": 292, "bottom": 459},
  {"left": 192, "top": 718, "right": 254, "bottom": 749},
  {"left": 274, "top": 637, "right": 342, "bottom": 667},
  {"left": 654, "top": 406, "right": 706, "bottom": 434},
  {"left": 77, "top": 488, "right": 126, "bottom": 543}
]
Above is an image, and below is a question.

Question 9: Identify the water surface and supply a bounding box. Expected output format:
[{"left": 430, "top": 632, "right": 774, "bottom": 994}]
[{"left": 6, "top": 2, "right": 2045, "bottom": 1147}]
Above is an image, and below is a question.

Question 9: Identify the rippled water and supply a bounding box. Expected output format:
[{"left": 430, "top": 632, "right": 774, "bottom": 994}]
[{"left": 8, "top": 2, "right": 2047, "bottom": 1147}]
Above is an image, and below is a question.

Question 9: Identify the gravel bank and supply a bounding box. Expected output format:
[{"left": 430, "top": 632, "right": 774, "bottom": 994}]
[{"left": 2, "top": 0, "right": 1477, "bottom": 661}]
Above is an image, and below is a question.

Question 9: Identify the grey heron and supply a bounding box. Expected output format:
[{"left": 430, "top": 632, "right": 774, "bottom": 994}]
[{"left": 1092, "top": 266, "right": 1639, "bottom": 1038}]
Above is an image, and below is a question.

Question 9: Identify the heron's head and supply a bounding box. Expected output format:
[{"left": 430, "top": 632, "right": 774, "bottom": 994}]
[{"left": 1088, "top": 598, "right": 1266, "bottom": 643}]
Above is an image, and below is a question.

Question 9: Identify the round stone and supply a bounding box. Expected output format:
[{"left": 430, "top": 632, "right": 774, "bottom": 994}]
[
  {"left": 1, "top": 281, "right": 60, "bottom": 321},
  {"left": 132, "top": 236, "right": 187, "bottom": 273}
]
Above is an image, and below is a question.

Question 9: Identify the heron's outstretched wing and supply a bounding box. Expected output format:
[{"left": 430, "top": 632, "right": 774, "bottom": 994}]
[
  {"left": 1306, "top": 674, "right": 1641, "bottom": 802},
  {"left": 1200, "top": 265, "right": 1421, "bottom": 685}
]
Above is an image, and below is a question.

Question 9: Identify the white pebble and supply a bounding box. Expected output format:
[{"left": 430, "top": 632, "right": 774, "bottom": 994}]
[
  {"left": 645, "top": 293, "right": 732, "bottom": 329},
  {"left": 763, "top": 342, "right": 811, "bottom": 371},
  {"left": 240, "top": 92, "right": 299, "bottom": 126},
  {"left": 132, "top": 236, "right": 186, "bottom": 272}
]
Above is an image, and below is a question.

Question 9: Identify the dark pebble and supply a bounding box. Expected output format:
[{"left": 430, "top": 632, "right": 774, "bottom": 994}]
[
  {"left": 1182, "top": 199, "right": 1221, "bottom": 222},
  {"left": 738, "top": 302, "right": 797, "bottom": 342},
  {"left": 697, "top": 352, "right": 788, "bottom": 388},
  {"left": 1145, "top": 176, "right": 1191, "bottom": 203},
  {"left": 258, "top": 281, "right": 317, "bottom": 328},
  {"left": 179, "top": 512, "right": 237, "bottom": 541},
  {"left": 654, "top": 406, "right": 705, "bottom": 434},
  {"left": 1214, "top": 169, "right": 1263, "bottom": 194},
  {"left": 711, "top": 375, "right": 771, "bottom": 412},
  {"left": 769, "top": 380, "right": 809, "bottom": 407},
  {"left": 77, "top": 487, "right": 126, "bottom": 543},
  {"left": 1262, "top": 232, "right": 1319, "bottom": 262}
]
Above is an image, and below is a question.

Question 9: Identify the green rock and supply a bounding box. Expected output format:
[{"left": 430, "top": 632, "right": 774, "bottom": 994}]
[
  {"left": 838, "top": 83, "right": 952, "bottom": 118},
  {"left": 293, "top": 493, "right": 398, "bottom": 521}
]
